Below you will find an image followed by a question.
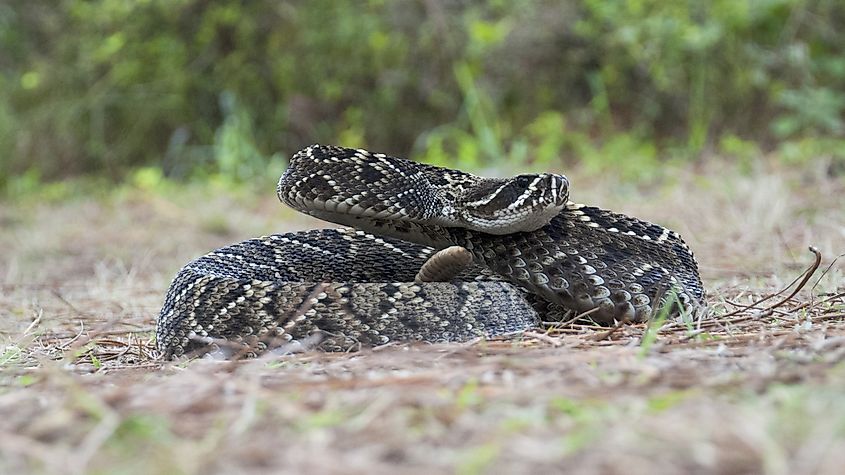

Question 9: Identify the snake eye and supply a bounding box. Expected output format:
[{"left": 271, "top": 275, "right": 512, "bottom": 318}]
[{"left": 514, "top": 175, "right": 534, "bottom": 188}]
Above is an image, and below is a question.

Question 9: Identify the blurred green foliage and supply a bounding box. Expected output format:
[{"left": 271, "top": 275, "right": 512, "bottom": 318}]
[{"left": 1, "top": 0, "right": 844, "bottom": 190}]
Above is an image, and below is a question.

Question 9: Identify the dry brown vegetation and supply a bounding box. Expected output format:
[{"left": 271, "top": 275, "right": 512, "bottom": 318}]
[{"left": 1, "top": 160, "right": 844, "bottom": 475}]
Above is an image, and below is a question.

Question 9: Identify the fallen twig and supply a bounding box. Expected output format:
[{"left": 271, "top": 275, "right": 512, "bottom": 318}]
[
  {"left": 717, "top": 246, "right": 823, "bottom": 320},
  {"left": 523, "top": 331, "right": 563, "bottom": 347}
]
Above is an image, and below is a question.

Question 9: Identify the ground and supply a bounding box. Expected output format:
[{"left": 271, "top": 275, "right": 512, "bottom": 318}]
[{"left": 1, "top": 160, "right": 844, "bottom": 475}]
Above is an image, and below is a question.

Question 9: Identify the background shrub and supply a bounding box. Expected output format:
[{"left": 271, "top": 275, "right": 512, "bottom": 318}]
[{"left": 1, "top": 0, "right": 843, "bottom": 188}]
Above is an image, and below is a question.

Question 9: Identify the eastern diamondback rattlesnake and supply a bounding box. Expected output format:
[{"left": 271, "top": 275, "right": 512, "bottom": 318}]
[{"left": 157, "top": 145, "right": 703, "bottom": 357}]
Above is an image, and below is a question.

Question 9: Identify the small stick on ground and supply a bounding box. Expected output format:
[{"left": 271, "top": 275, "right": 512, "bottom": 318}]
[
  {"left": 591, "top": 319, "right": 630, "bottom": 341},
  {"left": 760, "top": 246, "right": 822, "bottom": 312},
  {"left": 718, "top": 246, "right": 823, "bottom": 319},
  {"left": 543, "top": 307, "right": 602, "bottom": 331},
  {"left": 523, "top": 331, "right": 563, "bottom": 347}
]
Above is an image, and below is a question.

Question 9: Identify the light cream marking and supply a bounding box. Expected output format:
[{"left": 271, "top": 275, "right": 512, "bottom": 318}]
[{"left": 506, "top": 175, "right": 545, "bottom": 211}]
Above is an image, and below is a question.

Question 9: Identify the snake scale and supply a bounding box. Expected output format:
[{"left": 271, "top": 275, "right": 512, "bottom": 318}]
[{"left": 157, "top": 145, "right": 703, "bottom": 358}]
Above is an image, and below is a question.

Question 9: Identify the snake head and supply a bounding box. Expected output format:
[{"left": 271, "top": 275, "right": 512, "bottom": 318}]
[{"left": 450, "top": 173, "right": 570, "bottom": 234}]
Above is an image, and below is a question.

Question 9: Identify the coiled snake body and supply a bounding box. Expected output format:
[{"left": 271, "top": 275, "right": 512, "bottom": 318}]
[{"left": 157, "top": 145, "right": 703, "bottom": 357}]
